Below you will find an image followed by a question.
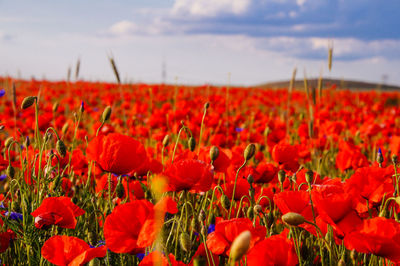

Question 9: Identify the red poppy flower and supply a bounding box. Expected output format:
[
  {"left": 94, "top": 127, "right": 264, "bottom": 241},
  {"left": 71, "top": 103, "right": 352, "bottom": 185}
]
[
  {"left": 0, "top": 231, "right": 12, "bottom": 253},
  {"left": 41, "top": 235, "right": 106, "bottom": 266},
  {"left": 246, "top": 233, "right": 298, "bottom": 266},
  {"left": 271, "top": 142, "right": 299, "bottom": 172},
  {"left": 311, "top": 179, "right": 362, "bottom": 238},
  {"left": 162, "top": 159, "right": 214, "bottom": 192},
  {"left": 86, "top": 133, "right": 147, "bottom": 175},
  {"left": 198, "top": 146, "right": 231, "bottom": 173},
  {"left": 31, "top": 197, "right": 85, "bottom": 229},
  {"left": 104, "top": 198, "right": 177, "bottom": 254},
  {"left": 336, "top": 139, "right": 368, "bottom": 172},
  {"left": 254, "top": 163, "right": 277, "bottom": 183},
  {"left": 190, "top": 243, "right": 220, "bottom": 266},
  {"left": 139, "top": 251, "right": 184, "bottom": 266},
  {"left": 206, "top": 218, "right": 266, "bottom": 256},
  {"left": 274, "top": 190, "right": 314, "bottom": 221},
  {"left": 344, "top": 217, "right": 400, "bottom": 263},
  {"left": 345, "top": 166, "right": 394, "bottom": 215}
]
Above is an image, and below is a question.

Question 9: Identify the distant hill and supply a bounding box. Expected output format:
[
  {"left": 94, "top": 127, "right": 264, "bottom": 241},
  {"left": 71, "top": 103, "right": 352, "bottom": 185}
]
[{"left": 256, "top": 78, "right": 400, "bottom": 90}]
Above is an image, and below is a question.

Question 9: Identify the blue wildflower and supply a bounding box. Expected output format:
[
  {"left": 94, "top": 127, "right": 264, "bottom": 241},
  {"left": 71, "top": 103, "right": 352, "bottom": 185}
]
[{"left": 5, "top": 211, "right": 23, "bottom": 221}]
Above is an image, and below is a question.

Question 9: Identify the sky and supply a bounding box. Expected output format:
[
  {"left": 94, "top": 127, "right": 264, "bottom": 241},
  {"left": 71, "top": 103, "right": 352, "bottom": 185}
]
[{"left": 1, "top": 0, "right": 400, "bottom": 86}]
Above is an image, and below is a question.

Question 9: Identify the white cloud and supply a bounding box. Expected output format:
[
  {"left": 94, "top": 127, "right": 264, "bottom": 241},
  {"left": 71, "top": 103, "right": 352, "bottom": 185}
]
[
  {"left": 172, "top": 0, "right": 251, "bottom": 17},
  {"left": 109, "top": 20, "right": 138, "bottom": 35}
]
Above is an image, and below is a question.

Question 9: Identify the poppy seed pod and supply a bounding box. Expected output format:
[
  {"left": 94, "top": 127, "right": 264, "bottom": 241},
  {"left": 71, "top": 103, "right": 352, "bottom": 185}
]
[
  {"left": 6, "top": 165, "right": 15, "bottom": 179},
  {"left": 179, "top": 232, "right": 192, "bottom": 252},
  {"left": 162, "top": 135, "right": 170, "bottom": 147},
  {"left": 229, "top": 230, "right": 251, "bottom": 262},
  {"left": 21, "top": 96, "right": 37, "bottom": 109},
  {"left": 56, "top": 139, "right": 67, "bottom": 157},
  {"left": 282, "top": 212, "right": 306, "bottom": 226},
  {"left": 188, "top": 137, "right": 196, "bottom": 152},
  {"left": 244, "top": 143, "right": 256, "bottom": 161},
  {"left": 210, "top": 146, "right": 219, "bottom": 161},
  {"left": 101, "top": 106, "right": 112, "bottom": 123}
]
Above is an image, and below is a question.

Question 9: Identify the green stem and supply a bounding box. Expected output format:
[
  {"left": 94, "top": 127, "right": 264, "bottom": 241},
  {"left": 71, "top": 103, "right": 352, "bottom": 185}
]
[{"left": 228, "top": 160, "right": 247, "bottom": 219}]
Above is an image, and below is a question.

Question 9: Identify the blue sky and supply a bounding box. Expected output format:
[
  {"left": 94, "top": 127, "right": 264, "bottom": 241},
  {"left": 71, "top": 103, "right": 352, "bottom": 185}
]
[{"left": 1, "top": 0, "right": 400, "bottom": 85}]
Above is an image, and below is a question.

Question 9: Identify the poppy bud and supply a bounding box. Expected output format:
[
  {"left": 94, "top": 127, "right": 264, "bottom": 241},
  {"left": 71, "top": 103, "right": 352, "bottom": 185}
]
[
  {"left": 6, "top": 165, "right": 15, "bottom": 179},
  {"left": 162, "top": 135, "right": 170, "bottom": 147},
  {"left": 21, "top": 96, "right": 37, "bottom": 109},
  {"left": 282, "top": 212, "right": 306, "bottom": 226},
  {"left": 0, "top": 125, "right": 4, "bottom": 131},
  {"left": 254, "top": 205, "right": 262, "bottom": 214},
  {"left": 221, "top": 194, "right": 230, "bottom": 210},
  {"left": 243, "top": 143, "right": 256, "bottom": 161},
  {"left": 56, "top": 139, "right": 67, "bottom": 157},
  {"left": 278, "top": 170, "right": 286, "bottom": 184},
  {"left": 116, "top": 180, "right": 125, "bottom": 199},
  {"left": 393, "top": 154, "right": 398, "bottom": 165},
  {"left": 204, "top": 102, "right": 210, "bottom": 110},
  {"left": 179, "top": 232, "right": 192, "bottom": 252},
  {"left": 4, "top": 137, "right": 13, "bottom": 149},
  {"left": 62, "top": 123, "right": 69, "bottom": 135},
  {"left": 305, "top": 169, "right": 313, "bottom": 184},
  {"left": 229, "top": 230, "right": 251, "bottom": 262},
  {"left": 52, "top": 102, "right": 59, "bottom": 113},
  {"left": 247, "top": 174, "right": 254, "bottom": 185},
  {"left": 210, "top": 146, "right": 219, "bottom": 161},
  {"left": 101, "top": 106, "right": 112, "bottom": 123},
  {"left": 188, "top": 137, "right": 196, "bottom": 152}
]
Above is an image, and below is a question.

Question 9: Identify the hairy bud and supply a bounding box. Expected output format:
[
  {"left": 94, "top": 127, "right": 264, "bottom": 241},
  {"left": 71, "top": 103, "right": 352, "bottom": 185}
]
[
  {"left": 229, "top": 231, "right": 251, "bottom": 262},
  {"left": 244, "top": 143, "right": 256, "bottom": 161},
  {"left": 21, "top": 96, "right": 37, "bottom": 109}
]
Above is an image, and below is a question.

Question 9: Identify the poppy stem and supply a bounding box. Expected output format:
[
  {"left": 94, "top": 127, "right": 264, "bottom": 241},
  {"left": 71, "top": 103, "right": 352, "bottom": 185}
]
[
  {"left": 228, "top": 160, "right": 247, "bottom": 219},
  {"left": 197, "top": 104, "right": 208, "bottom": 155}
]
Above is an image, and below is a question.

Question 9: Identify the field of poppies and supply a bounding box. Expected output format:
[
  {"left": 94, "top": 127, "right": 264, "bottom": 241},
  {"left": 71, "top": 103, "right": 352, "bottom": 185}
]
[{"left": 1, "top": 75, "right": 400, "bottom": 265}]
